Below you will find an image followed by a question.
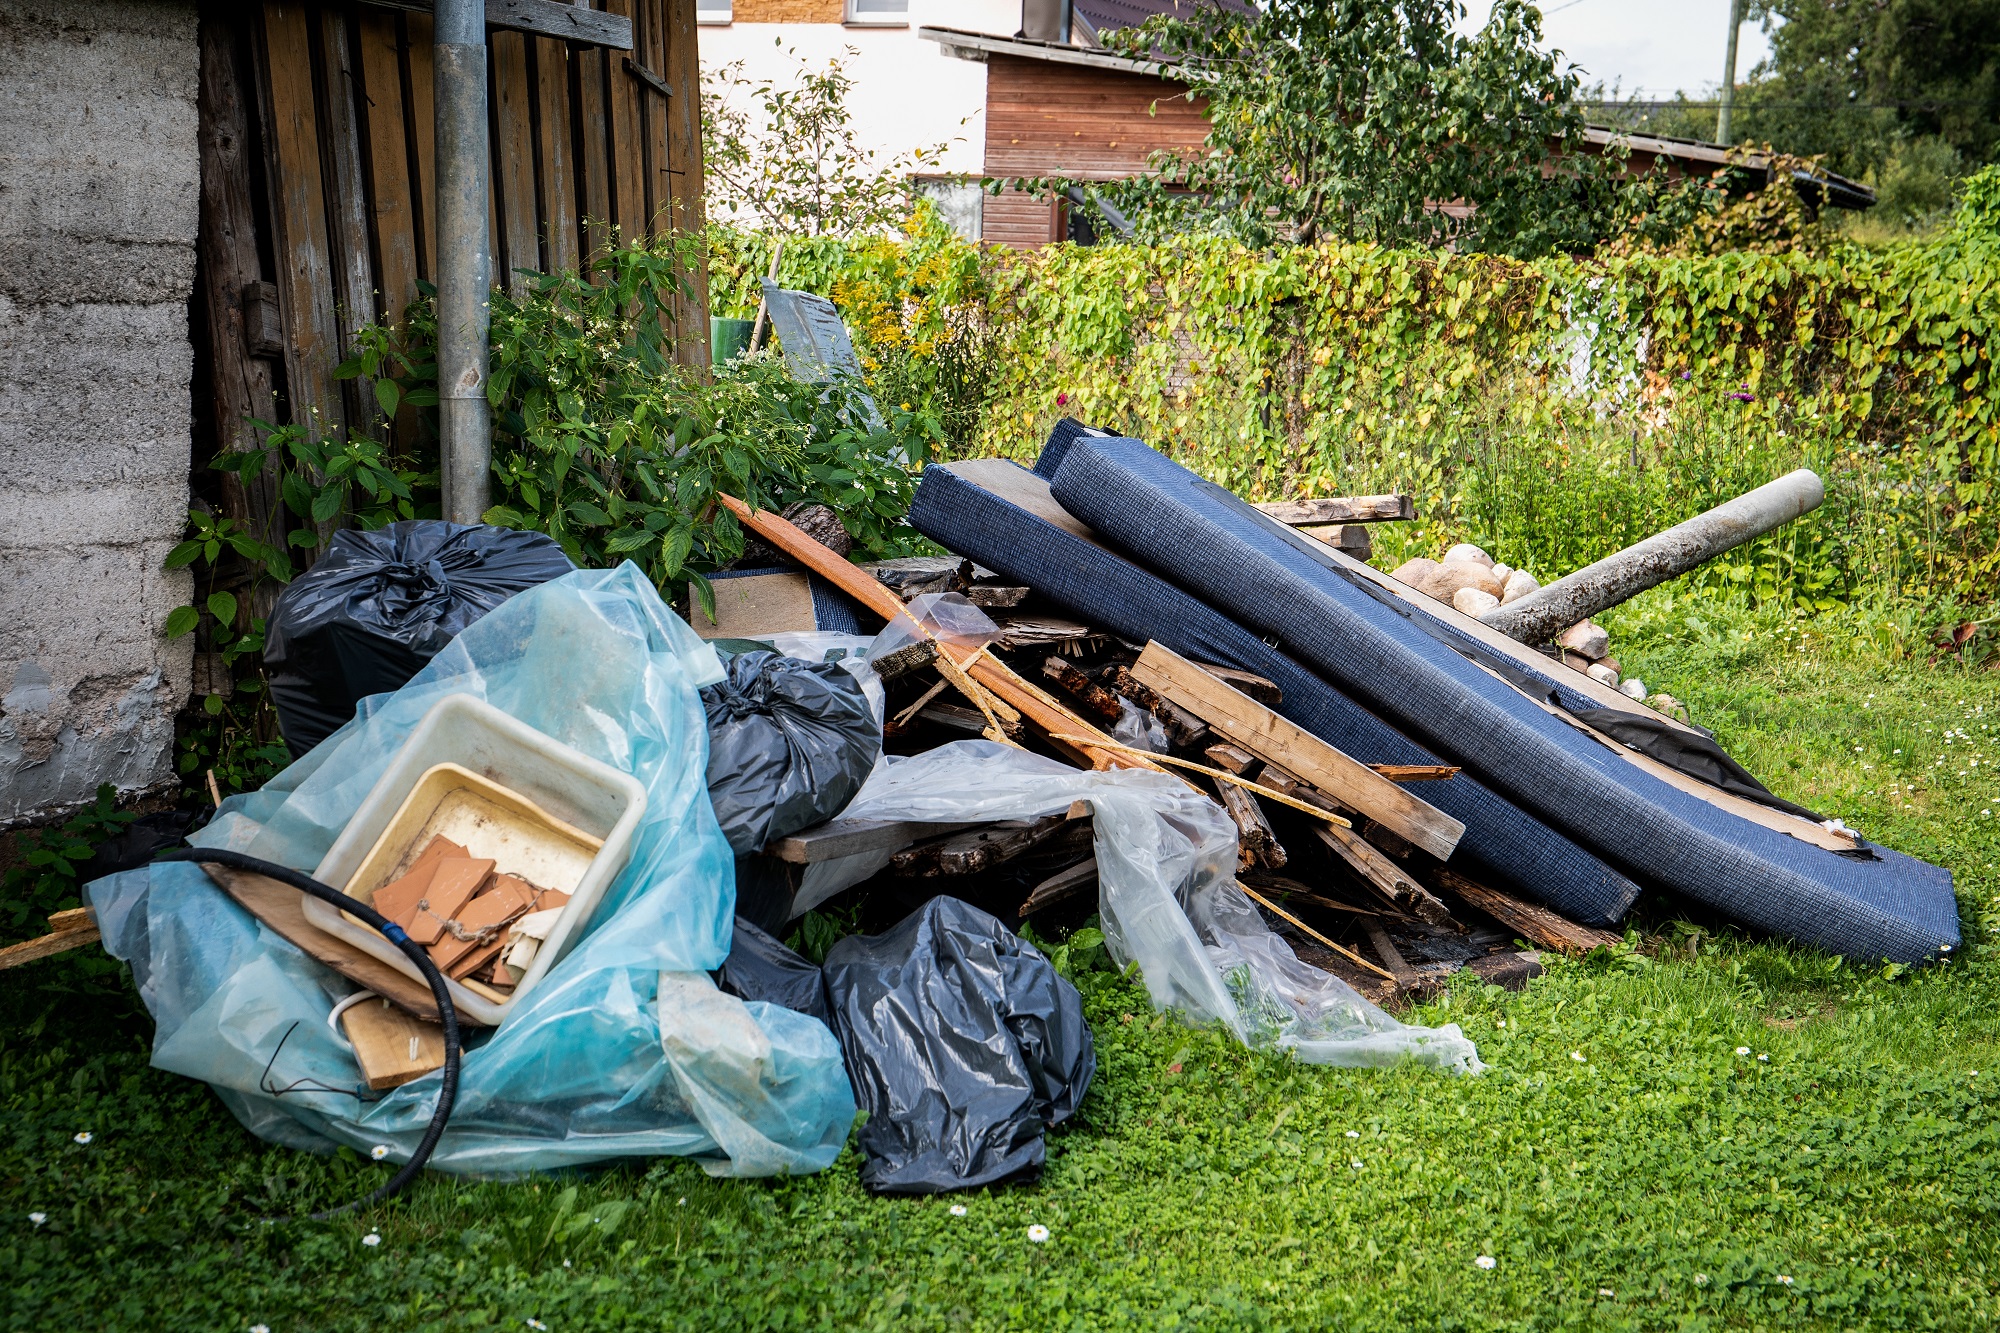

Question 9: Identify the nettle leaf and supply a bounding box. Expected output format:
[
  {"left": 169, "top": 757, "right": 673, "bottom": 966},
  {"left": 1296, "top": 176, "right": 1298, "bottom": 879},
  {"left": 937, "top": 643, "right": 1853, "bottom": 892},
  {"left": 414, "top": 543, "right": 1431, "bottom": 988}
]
[
  {"left": 206, "top": 591, "right": 239, "bottom": 626},
  {"left": 374, "top": 377, "right": 403, "bottom": 418},
  {"left": 310, "top": 487, "right": 343, "bottom": 524},
  {"left": 164, "top": 605, "right": 200, "bottom": 639},
  {"left": 164, "top": 539, "right": 204, "bottom": 571},
  {"left": 660, "top": 524, "right": 695, "bottom": 580}
]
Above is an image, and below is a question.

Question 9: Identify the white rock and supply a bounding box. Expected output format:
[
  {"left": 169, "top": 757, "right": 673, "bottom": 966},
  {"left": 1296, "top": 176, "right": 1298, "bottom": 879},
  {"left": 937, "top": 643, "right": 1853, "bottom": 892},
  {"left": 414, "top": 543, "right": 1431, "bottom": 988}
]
[
  {"left": 1586, "top": 661, "right": 1621, "bottom": 688},
  {"left": 1489, "top": 562, "right": 1512, "bottom": 583},
  {"left": 1558, "top": 621, "right": 1610, "bottom": 659},
  {"left": 1619, "top": 677, "right": 1648, "bottom": 700},
  {"left": 1501, "top": 570, "right": 1540, "bottom": 604},
  {"left": 1442, "top": 543, "right": 1494, "bottom": 569},
  {"left": 1452, "top": 586, "right": 1501, "bottom": 617}
]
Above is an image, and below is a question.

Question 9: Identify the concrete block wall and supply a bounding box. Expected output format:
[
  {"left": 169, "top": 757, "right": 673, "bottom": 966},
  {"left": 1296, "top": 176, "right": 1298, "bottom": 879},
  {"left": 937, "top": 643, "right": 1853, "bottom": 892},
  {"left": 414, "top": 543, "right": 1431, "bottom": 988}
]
[{"left": 0, "top": 0, "right": 200, "bottom": 825}]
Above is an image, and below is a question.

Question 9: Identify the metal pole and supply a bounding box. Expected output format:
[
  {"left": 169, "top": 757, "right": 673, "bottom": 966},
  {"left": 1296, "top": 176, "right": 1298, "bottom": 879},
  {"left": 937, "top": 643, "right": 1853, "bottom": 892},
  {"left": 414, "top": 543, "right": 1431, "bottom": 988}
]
[
  {"left": 1480, "top": 469, "right": 1824, "bottom": 646},
  {"left": 1717, "top": 0, "right": 1743, "bottom": 144},
  {"left": 434, "top": 0, "right": 492, "bottom": 524},
  {"left": 1058, "top": 0, "right": 1072, "bottom": 44}
]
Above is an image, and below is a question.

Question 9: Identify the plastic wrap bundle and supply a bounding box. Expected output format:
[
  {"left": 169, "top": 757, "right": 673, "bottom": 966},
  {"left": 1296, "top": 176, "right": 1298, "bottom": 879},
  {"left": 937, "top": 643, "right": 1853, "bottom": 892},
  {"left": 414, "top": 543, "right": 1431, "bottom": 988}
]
[
  {"left": 833, "top": 741, "right": 1482, "bottom": 1073},
  {"left": 88, "top": 564, "right": 857, "bottom": 1178},
  {"left": 825, "top": 896, "right": 1095, "bottom": 1194},
  {"left": 265, "top": 521, "right": 576, "bottom": 757}
]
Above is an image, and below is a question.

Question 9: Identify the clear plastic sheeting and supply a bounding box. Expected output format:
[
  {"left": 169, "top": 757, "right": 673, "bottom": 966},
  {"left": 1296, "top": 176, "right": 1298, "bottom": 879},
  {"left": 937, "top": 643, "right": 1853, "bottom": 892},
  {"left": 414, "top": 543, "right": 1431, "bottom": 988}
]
[
  {"left": 836, "top": 742, "right": 1483, "bottom": 1073},
  {"left": 87, "top": 564, "right": 858, "bottom": 1177}
]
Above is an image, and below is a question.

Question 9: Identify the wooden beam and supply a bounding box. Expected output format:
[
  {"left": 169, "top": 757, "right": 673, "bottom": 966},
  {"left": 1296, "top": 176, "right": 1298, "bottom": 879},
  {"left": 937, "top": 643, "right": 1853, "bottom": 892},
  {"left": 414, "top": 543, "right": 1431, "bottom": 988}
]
[
  {"left": 714, "top": 493, "right": 1163, "bottom": 775},
  {"left": 1131, "top": 641, "right": 1464, "bottom": 859},
  {"left": 362, "top": 0, "right": 634, "bottom": 49},
  {"left": 1313, "top": 824, "right": 1453, "bottom": 926},
  {"left": 1204, "top": 741, "right": 1258, "bottom": 775},
  {"left": 1432, "top": 867, "right": 1621, "bottom": 955},
  {"left": 1101, "top": 665, "right": 1209, "bottom": 749},
  {"left": 0, "top": 911, "right": 101, "bottom": 970},
  {"left": 892, "top": 813, "right": 1076, "bottom": 877},
  {"left": 1255, "top": 494, "right": 1414, "bottom": 525},
  {"left": 1043, "top": 656, "right": 1123, "bottom": 723},
  {"left": 1215, "top": 778, "right": 1285, "bottom": 871},
  {"left": 764, "top": 818, "right": 978, "bottom": 865},
  {"left": 1019, "top": 857, "right": 1098, "bottom": 916}
]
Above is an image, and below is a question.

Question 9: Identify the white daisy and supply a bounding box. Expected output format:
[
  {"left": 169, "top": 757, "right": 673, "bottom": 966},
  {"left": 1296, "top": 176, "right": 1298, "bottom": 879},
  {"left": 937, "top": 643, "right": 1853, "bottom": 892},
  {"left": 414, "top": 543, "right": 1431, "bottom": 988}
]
[
  {"left": 362, "top": 1232, "right": 382, "bottom": 1247},
  {"left": 1758, "top": 1053, "right": 1770, "bottom": 1062},
  {"left": 1736, "top": 1046, "right": 1751, "bottom": 1056},
  {"left": 527, "top": 1321, "right": 549, "bottom": 1331},
  {"left": 949, "top": 1204, "right": 967, "bottom": 1216},
  {"left": 1694, "top": 1273, "right": 1708, "bottom": 1287},
  {"left": 1778, "top": 1275, "right": 1794, "bottom": 1286},
  {"left": 1474, "top": 1255, "right": 1497, "bottom": 1270},
  {"left": 72, "top": 1132, "right": 92, "bottom": 1145},
  {"left": 370, "top": 1145, "right": 390, "bottom": 1161},
  {"left": 1344, "top": 1130, "right": 1360, "bottom": 1139},
  {"left": 1570, "top": 1051, "right": 1586, "bottom": 1063},
  {"left": 1026, "top": 1224, "right": 1050, "bottom": 1243},
  {"left": 29, "top": 1212, "right": 46, "bottom": 1225},
  {"left": 1598, "top": 1288, "right": 1615, "bottom": 1297}
]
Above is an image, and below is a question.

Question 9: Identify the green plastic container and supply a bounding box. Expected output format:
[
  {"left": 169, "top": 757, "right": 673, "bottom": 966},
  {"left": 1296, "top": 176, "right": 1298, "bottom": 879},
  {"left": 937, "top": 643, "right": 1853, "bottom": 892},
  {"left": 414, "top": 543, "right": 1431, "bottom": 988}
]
[{"left": 710, "top": 317, "right": 754, "bottom": 366}]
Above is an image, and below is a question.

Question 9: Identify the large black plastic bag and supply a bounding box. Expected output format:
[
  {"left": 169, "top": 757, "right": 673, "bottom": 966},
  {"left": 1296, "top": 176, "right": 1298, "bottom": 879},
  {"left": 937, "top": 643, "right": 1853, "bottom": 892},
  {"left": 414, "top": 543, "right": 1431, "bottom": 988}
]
[
  {"left": 823, "top": 896, "right": 1096, "bottom": 1194},
  {"left": 701, "top": 650, "right": 880, "bottom": 856},
  {"left": 715, "top": 918, "right": 832, "bottom": 1028},
  {"left": 265, "top": 521, "right": 574, "bottom": 756}
]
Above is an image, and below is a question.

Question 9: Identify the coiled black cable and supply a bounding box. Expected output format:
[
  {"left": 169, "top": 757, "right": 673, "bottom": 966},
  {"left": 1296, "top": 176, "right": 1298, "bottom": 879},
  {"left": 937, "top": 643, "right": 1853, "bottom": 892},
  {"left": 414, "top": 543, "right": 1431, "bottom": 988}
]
[{"left": 154, "top": 847, "right": 462, "bottom": 1220}]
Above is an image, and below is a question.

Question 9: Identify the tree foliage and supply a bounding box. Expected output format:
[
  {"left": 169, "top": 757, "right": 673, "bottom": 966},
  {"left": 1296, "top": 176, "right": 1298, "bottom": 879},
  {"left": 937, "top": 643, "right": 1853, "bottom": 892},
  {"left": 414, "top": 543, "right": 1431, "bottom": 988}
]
[
  {"left": 1081, "top": 0, "right": 1627, "bottom": 255},
  {"left": 701, "top": 47, "right": 952, "bottom": 237}
]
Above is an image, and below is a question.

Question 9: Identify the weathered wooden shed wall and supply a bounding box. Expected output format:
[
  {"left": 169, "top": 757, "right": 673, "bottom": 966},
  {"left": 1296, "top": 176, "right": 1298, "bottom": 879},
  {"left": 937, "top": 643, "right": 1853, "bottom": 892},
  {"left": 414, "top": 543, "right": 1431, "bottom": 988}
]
[{"left": 196, "top": 0, "right": 708, "bottom": 500}]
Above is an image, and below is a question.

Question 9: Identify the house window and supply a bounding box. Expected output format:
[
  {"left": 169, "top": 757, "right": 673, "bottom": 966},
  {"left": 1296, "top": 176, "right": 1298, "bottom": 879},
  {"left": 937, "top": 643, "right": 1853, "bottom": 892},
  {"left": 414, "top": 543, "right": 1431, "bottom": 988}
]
[
  {"left": 844, "top": 0, "right": 907, "bottom": 26},
  {"left": 696, "top": 0, "right": 732, "bottom": 24}
]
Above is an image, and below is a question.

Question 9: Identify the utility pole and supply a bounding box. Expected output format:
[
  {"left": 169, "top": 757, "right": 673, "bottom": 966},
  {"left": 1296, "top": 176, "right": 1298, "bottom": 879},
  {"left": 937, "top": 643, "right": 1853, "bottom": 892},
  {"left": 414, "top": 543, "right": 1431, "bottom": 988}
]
[
  {"left": 1717, "top": 0, "right": 1744, "bottom": 144},
  {"left": 435, "top": 0, "right": 493, "bottom": 525}
]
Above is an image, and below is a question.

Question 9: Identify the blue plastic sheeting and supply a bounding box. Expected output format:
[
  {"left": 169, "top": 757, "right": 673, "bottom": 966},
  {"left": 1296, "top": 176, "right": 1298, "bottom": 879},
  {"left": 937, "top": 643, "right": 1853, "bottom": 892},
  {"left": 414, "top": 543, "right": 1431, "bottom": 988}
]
[
  {"left": 907, "top": 459, "right": 1642, "bottom": 925},
  {"left": 1048, "top": 436, "right": 1958, "bottom": 964},
  {"left": 88, "top": 564, "right": 857, "bottom": 1177}
]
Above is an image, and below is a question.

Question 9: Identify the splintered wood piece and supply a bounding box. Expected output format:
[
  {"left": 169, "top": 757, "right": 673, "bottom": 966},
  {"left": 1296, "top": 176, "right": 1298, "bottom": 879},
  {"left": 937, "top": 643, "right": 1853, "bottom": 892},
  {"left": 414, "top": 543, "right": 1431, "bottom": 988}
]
[
  {"left": 887, "top": 676, "right": 952, "bottom": 732},
  {"left": 1043, "top": 656, "right": 1124, "bottom": 722},
  {"left": 200, "top": 863, "right": 457, "bottom": 1022},
  {"left": 430, "top": 874, "right": 536, "bottom": 976},
  {"left": 1254, "top": 494, "right": 1414, "bottom": 525},
  {"left": 0, "top": 911, "right": 100, "bottom": 970},
  {"left": 1299, "top": 523, "right": 1373, "bottom": 560},
  {"left": 891, "top": 813, "right": 1073, "bottom": 877},
  {"left": 714, "top": 492, "right": 1159, "bottom": 775},
  {"left": 395, "top": 856, "right": 495, "bottom": 946},
  {"left": 1101, "top": 666, "right": 1210, "bottom": 748},
  {"left": 1313, "top": 824, "right": 1454, "bottom": 927},
  {"left": 1369, "top": 764, "right": 1460, "bottom": 782},
  {"left": 870, "top": 638, "right": 938, "bottom": 683},
  {"left": 1432, "top": 868, "right": 1620, "bottom": 955},
  {"left": 341, "top": 995, "right": 446, "bottom": 1090},
  {"left": 1214, "top": 778, "right": 1286, "bottom": 871},
  {"left": 919, "top": 703, "right": 988, "bottom": 733},
  {"left": 766, "top": 817, "right": 979, "bottom": 865},
  {"left": 1360, "top": 819, "right": 1417, "bottom": 863},
  {"left": 1241, "top": 874, "right": 1400, "bottom": 919},
  {"left": 965, "top": 586, "right": 1030, "bottom": 609},
  {"left": 1193, "top": 663, "right": 1281, "bottom": 708},
  {"left": 1238, "top": 883, "right": 1395, "bottom": 981},
  {"left": 1133, "top": 642, "right": 1463, "bottom": 859},
  {"left": 1204, "top": 742, "right": 1259, "bottom": 775},
  {"left": 994, "top": 615, "right": 1099, "bottom": 650},
  {"left": 1019, "top": 856, "right": 1099, "bottom": 916}
]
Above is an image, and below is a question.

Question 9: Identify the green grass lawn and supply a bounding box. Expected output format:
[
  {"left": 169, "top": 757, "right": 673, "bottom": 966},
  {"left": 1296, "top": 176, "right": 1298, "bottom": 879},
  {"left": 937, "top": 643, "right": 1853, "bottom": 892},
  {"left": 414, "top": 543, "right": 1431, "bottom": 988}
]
[{"left": 6, "top": 602, "right": 1999, "bottom": 1332}]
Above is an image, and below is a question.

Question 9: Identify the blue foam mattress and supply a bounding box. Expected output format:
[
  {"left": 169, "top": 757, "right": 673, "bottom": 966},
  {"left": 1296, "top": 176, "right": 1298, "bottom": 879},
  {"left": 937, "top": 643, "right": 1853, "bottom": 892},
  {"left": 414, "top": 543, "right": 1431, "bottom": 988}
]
[
  {"left": 1046, "top": 435, "right": 1957, "bottom": 963},
  {"left": 908, "top": 458, "right": 1643, "bottom": 926}
]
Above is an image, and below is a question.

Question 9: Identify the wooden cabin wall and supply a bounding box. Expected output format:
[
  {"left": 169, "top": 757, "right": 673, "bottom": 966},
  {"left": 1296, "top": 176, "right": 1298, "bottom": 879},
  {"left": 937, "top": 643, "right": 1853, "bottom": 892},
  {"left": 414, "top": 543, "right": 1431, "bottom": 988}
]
[{"left": 195, "top": 0, "right": 707, "bottom": 550}]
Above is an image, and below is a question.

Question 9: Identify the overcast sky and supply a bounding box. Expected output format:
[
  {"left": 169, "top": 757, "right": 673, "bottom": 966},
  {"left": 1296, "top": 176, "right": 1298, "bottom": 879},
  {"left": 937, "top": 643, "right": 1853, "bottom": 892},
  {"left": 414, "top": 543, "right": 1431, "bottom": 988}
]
[{"left": 1458, "top": 1, "right": 1774, "bottom": 100}]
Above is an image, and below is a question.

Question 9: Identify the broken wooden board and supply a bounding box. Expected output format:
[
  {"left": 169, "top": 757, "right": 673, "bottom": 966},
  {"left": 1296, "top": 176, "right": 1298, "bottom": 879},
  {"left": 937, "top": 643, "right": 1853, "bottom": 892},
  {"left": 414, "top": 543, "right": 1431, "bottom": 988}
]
[
  {"left": 201, "top": 863, "right": 457, "bottom": 1022},
  {"left": 686, "top": 571, "right": 818, "bottom": 639},
  {"left": 1019, "top": 857, "right": 1099, "bottom": 916},
  {"left": 1204, "top": 741, "right": 1259, "bottom": 775},
  {"left": 340, "top": 994, "right": 447, "bottom": 1089},
  {"left": 1195, "top": 663, "right": 1281, "bottom": 708},
  {"left": 1312, "top": 824, "right": 1454, "bottom": 926},
  {"left": 765, "top": 817, "right": 979, "bottom": 865},
  {"left": 1299, "top": 523, "right": 1372, "bottom": 561},
  {"left": 1255, "top": 494, "right": 1413, "bottom": 524},
  {"left": 1215, "top": 778, "right": 1286, "bottom": 871},
  {"left": 1432, "top": 867, "right": 1621, "bottom": 955},
  {"left": 995, "top": 615, "right": 1101, "bottom": 651},
  {"left": 0, "top": 907, "right": 100, "bottom": 970},
  {"left": 892, "top": 812, "right": 1078, "bottom": 877},
  {"left": 1102, "top": 665, "right": 1210, "bottom": 748},
  {"left": 1043, "top": 656, "right": 1123, "bottom": 722},
  {"left": 1132, "top": 641, "right": 1465, "bottom": 860},
  {"left": 1371, "top": 764, "right": 1460, "bottom": 782}
]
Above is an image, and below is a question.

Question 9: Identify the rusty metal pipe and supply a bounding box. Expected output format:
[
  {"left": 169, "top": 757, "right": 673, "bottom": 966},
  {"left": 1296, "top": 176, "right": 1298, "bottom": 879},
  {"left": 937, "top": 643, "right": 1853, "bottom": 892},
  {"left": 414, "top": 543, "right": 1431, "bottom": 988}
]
[{"left": 1481, "top": 468, "right": 1825, "bottom": 645}]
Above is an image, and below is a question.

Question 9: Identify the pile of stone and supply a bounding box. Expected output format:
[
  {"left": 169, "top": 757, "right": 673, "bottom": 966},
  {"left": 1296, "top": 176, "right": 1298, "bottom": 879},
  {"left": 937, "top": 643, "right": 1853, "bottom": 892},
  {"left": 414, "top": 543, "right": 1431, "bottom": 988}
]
[{"left": 1390, "top": 543, "right": 1658, "bottom": 705}]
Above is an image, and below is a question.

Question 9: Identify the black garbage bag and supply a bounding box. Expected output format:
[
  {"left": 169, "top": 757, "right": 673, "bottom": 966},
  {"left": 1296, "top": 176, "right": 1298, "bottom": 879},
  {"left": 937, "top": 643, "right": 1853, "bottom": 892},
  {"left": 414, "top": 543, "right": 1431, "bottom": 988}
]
[
  {"left": 701, "top": 651, "right": 880, "bottom": 857},
  {"left": 823, "top": 897, "right": 1095, "bottom": 1194},
  {"left": 265, "top": 521, "right": 574, "bottom": 757},
  {"left": 715, "top": 918, "right": 832, "bottom": 1028}
]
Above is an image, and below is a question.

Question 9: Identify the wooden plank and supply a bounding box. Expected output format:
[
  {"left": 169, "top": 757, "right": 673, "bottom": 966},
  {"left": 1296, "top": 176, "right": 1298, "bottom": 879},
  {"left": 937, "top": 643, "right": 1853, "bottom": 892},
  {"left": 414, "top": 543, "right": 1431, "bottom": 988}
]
[
  {"left": 1314, "top": 824, "right": 1453, "bottom": 926},
  {"left": 892, "top": 813, "right": 1074, "bottom": 877},
  {"left": 1215, "top": 778, "right": 1285, "bottom": 871},
  {"left": 1192, "top": 663, "right": 1280, "bottom": 708},
  {"left": 200, "top": 863, "right": 464, "bottom": 1022},
  {"left": 659, "top": 0, "right": 707, "bottom": 366},
  {"left": 1101, "top": 665, "right": 1209, "bottom": 748},
  {"left": 1205, "top": 741, "right": 1258, "bottom": 774},
  {"left": 1043, "top": 656, "right": 1123, "bottom": 723},
  {"left": 715, "top": 492, "right": 1163, "bottom": 775},
  {"left": 356, "top": 10, "right": 422, "bottom": 321},
  {"left": 534, "top": 35, "right": 579, "bottom": 274},
  {"left": 341, "top": 994, "right": 447, "bottom": 1089},
  {"left": 404, "top": 10, "right": 438, "bottom": 281},
  {"left": 196, "top": 10, "right": 285, "bottom": 584},
  {"left": 1131, "top": 641, "right": 1465, "bottom": 859},
  {"left": 1299, "top": 523, "right": 1372, "bottom": 562},
  {"left": 1256, "top": 495, "right": 1414, "bottom": 525},
  {"left": 634, "top": 0, "right": 666, "bottom": 231},
  {"left": 686, "top": 572, "right": 819, "bottom": 638},
  {"left": 1432, "top": 867, "right": 1621, "bottom": 956},
  {"left": 1371, "top": 765, "right": 1460, "bottom": 782},
  {"left": 1019, "top": 857, "right": 1098, "bottom": 916},
  {"left": 317, "top": 8, "right": 382, "bottom": 433},
  {"left": 0, "top": 920, "right": 101, "bottom": 970},
  {"left": 362, "top": 0, "right": 634, "bottom": 48},
  {"left": 254, "top": 2, "right": 344, "bottom": 443},
  {"left": 490, "top": 30, "right": 540, "bottom": 284},
  {"left": 602, "top": 0, "right": 647, "bottom": 244},
  {"left": 575, "top": 40, "right": 613, "bottom": 263},
  {"left": 765, "top": 818, "right": 978, "bottom": 865}
]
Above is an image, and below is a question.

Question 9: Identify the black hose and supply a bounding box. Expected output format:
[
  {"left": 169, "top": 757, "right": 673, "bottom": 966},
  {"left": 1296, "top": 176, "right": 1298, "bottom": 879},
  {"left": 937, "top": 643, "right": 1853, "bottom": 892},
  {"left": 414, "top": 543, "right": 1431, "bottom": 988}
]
[{"left": 153, "top": 847, "right": 462, "bottom": 1220}]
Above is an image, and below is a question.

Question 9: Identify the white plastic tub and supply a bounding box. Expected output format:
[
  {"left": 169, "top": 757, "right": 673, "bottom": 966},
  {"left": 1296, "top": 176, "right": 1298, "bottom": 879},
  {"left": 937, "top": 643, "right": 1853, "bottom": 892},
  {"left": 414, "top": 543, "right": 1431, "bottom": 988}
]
[{"left": 305, "top": 694, "right": 648, "bottom": 1026}]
